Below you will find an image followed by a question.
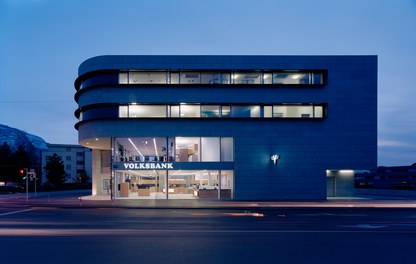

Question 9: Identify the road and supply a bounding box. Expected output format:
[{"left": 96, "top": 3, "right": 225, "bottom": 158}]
[{"left": 1, "top": 193, "right": 416, "bottom": 263}]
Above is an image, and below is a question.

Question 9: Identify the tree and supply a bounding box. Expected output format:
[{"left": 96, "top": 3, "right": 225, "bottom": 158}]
[
  {"left": 76, "top": 170, "right": 89, "bottom": 184},
  {"left": 0, "top": 142, "right": 14, "bottom": 182},
  {"left": 44, "top": 153, "right": 67, "bottom": 185}
]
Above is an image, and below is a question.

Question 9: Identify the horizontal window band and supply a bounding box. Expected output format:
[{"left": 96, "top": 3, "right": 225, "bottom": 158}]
[{"left": 75, "top": 70, "right": 327, "bottom": 90}]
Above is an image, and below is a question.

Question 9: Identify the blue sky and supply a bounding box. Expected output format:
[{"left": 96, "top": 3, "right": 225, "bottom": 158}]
[{"left": 0, "top": 0, "right": 415, "bottom": 166}]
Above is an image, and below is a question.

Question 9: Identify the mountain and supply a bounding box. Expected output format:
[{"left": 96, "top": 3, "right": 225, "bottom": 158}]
[{"left": 0, "top": 124, "right": 47, "bottom": 152}]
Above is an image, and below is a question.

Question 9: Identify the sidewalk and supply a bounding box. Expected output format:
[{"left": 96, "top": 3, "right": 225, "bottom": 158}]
[
  {"left": 31, "top": 196, "right": 416, "bottom": 209},
  {"left": 3, "top": 191, "right": 416, "bottom": 209}
]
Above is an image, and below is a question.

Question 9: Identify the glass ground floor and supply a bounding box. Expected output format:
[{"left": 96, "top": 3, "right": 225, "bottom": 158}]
[{"left": 114, "top": 169, "right": 234, "bottom": 199}]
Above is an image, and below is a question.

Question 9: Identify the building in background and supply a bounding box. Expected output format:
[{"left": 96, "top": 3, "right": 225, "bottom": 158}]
[
  {"left": 355, "top": 163, "right": 416, "bottom": 190},
  {"left": 74, "top": 55, "right": 377, "bottom": 200},
  {"left": 41, "top": 144, "right": 92, "bottom": 184}
]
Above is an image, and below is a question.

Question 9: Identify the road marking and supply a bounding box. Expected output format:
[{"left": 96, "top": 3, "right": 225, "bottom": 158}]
[
  {"left": 0, "top": 209, "right": 34, "bottom": 216},
  {"left": 341, "top": 224, "right": 387, "bottom": 229},
  {"left": 1, "top": 228, "right": 415, "bottom": 236}
]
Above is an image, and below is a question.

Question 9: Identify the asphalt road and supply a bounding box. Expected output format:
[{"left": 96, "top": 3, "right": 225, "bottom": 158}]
[{"left": 1, "top": 200, "right": 416, "bottom": 264}]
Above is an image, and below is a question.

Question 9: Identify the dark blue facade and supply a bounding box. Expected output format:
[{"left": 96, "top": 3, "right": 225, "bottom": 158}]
[{"left": 74, "top": 55, "right": 377, "bottom": 200}]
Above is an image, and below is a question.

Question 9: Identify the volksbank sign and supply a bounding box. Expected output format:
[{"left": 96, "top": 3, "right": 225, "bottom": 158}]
[{"left": 120, "top": 162, "right": 174, "bottom": 170}]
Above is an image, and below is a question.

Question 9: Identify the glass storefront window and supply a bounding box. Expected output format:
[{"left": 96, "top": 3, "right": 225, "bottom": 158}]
[
  {"left": 175, "top": 137, "right": 200, "bottom": 162},
  {"left": 112, "top": 136, "right": 234, "bottom": 200},
  {"left": 201, "top": 137, "right": 220, "bottom": 161},
  {"left": 220, "top": 138, "right": 234, "bottom": 162},
  {"left": 220, "top": 170, "right": 233, "bottom": 199},
  {"left": 168, "top": 171, "right": 194, "bottom": 199},
  {"left": 114, "top": 169, "right": 233, "bottom": 200},
  {"left": 114, "top": 137, "right": 233, "bottom": 163},
  {"left": 116, "top": 170, "right": 167, "bottom": 199},
  {"left": 114, "top": 137, "right": 167, "bottom": 162}
]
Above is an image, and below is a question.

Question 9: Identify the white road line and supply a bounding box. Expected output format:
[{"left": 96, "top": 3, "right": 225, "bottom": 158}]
[
  {"left": 1, "top": 228, "right": 415, "bottom": 237},
  {"left": 0, "top": 209, "right": 34, "bottom": 216}
]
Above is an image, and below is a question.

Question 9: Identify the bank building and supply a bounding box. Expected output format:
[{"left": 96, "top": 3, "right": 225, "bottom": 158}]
[{"left": 74, "top": 55, "right": 377, "bottom": 200}]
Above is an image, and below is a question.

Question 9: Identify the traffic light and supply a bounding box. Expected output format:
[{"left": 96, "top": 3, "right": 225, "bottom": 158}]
[{"left": 20, "top": 168, "right": 27, "bottom": 179}]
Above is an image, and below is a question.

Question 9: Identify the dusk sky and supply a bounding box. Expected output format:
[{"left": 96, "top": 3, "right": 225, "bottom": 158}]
[{"left": 1, "top": 0, "right": 415, "bottom": 166}]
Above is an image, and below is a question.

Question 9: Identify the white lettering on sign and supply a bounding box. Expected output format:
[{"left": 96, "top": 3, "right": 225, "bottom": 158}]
[{"left": 122, "top": 163, "right": 174, "bottom": 170}]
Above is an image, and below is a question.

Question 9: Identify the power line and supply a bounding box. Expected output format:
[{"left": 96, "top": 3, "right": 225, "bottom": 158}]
[{"left": 0, "top": 100, "right": 73, "bottom": 104}]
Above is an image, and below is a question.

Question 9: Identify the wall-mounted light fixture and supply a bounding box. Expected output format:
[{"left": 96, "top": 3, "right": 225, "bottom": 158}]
[{"left": 271, "top": 154, "right": 280, "bottom": 165}]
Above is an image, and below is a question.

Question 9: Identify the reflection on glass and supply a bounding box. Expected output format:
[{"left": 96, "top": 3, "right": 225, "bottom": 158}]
[
  {"left": 221, "top": 106, "right": 231, "bottom": 117},
  {"left": 231, "top": 106, "right": 261, "bottom": 117},
  {"left": 220, "top": 138, "right": 234, "bottom": 162},
  {"left": 201, "top": 137, "right": 220, "bottom": 161},
  {"left": 220, "top": 170, "right": 233, "bottom": 199},
  {"left": 119, "top": 72, "right": 128, "bottom": 84},
  {"left": 272, "top": 72, "right": 323, "bottom": 84},
  {"left": 263, "top": 73, "right": 272, "bottom": 84},
  {"left": 201, "top": 105, "right": 220, "bottom": 117},
  {"left": 233, "top": 72, "right": 261, "bottom": 84}
]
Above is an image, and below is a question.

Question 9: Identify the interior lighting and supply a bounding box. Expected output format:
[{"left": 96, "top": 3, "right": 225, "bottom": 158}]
[
  {"left": 173, "top": 170, "right": 182, "bottom": 175},
  {"left": 128, "top": 138, "right": 144, "bottom": 158},
  {"left": 291, "top": 74, "right": 303, "bottom": 79},
  {"left": 153, "top": 138, "right": 159, "bottom": 157}
]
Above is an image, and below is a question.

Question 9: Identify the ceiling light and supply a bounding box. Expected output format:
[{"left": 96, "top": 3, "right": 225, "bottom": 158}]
[
  {"left": 153, "top": 138, "right": 159, "bottom": 157},
  {"left": 128, "top": 138, "right": 144, "bottom": 158}
]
